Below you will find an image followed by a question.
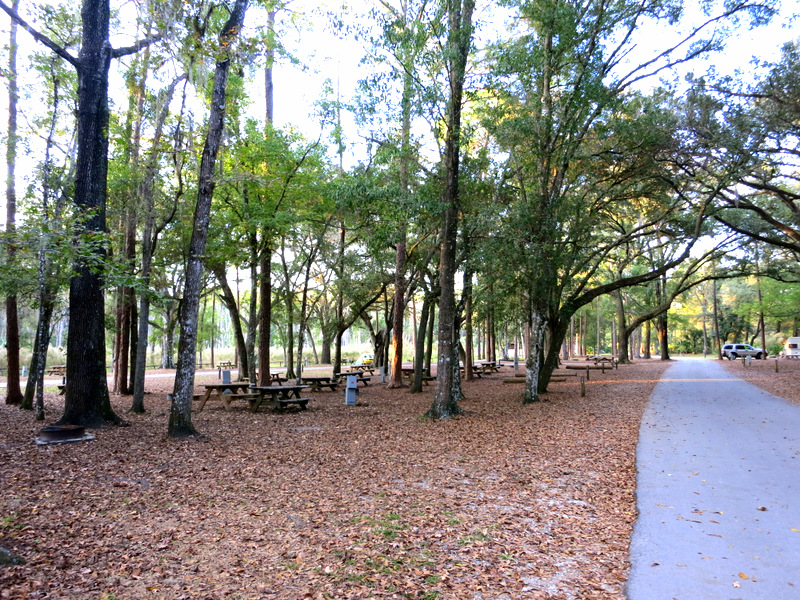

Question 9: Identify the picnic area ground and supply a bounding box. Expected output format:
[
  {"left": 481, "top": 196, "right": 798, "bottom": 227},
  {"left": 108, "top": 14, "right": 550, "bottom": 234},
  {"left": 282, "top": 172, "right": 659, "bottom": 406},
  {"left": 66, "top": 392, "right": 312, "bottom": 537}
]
[{"left": 1, "top": 356, "right": 798, "bottom": 599}]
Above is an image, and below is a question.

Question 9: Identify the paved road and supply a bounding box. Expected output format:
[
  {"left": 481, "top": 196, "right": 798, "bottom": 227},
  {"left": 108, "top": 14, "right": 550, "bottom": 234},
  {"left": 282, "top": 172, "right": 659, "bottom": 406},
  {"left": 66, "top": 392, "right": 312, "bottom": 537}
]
[{"left": 628, "top": 358, "right": 800, "bottom": 599}]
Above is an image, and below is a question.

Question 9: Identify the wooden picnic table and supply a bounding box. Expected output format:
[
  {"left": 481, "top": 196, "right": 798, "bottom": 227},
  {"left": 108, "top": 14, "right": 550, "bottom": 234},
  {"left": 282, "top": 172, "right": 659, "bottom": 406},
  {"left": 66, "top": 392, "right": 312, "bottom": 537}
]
[
  {"left": 249, "top": 385, "right": 310, "bottom": 411},
  {"left": 460, "top": 366, "right": 484, "bottom": 378},
  {"left": 400, "top": 367, "right": 435, "bottom": 385},
  {"left": 334, "top": 372, "right": 370, "bottom": 386},
  {"left": 300, "top": 376, "right": 339, "bottom": 392},
  {"left": 47, "top": 365, "right": 66, "bottom": 377},
  {"left": 195, "top": 382, "right": 255, "bottom": 412},
  {"left": 345, "top": 364, "right": 375, "bottom": 375}
]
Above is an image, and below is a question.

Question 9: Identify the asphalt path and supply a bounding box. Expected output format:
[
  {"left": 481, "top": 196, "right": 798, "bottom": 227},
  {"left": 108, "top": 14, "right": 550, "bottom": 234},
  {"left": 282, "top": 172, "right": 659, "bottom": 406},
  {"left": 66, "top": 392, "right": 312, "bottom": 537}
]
[{"left": 628, "top": 357, "right": 800, "bottom": 599}]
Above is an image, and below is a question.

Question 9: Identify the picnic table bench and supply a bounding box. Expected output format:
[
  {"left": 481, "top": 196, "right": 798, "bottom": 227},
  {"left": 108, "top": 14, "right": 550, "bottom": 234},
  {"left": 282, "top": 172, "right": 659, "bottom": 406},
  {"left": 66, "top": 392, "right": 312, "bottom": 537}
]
[
  {"left": 400, "top": 367, "right": 436, "bottom": 385},
  {"left": 194, "top": 382, "right": 255, "bottom": 412},
  {"left": 249, "top": 385, "right": 310, "bottom": 411},
  {"left": 590, "top": 355, "right": 616, "bottom": 366},
  {"left": 345, "top": 364, "right": 376, "bottom": 375},
  {"left": 300, "top": 376, "right": 339, "bottom": 392}
]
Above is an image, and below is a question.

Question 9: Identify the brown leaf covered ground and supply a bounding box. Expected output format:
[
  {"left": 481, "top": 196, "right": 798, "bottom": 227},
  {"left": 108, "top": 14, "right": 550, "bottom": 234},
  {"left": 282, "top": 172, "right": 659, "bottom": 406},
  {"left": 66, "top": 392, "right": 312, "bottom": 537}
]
[{"left": 0, "top": 358, "right": 698, "bottom": 600}]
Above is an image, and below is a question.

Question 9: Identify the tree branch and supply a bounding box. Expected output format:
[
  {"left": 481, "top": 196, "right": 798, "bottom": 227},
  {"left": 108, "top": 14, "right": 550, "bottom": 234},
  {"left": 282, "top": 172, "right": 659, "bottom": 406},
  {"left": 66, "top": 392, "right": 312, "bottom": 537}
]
[
  {"left": 0, "top": 0, "right": 77, "bottom": 67},
  {"left": 111, "top": 33, "right": 164, "bottom": 59}
]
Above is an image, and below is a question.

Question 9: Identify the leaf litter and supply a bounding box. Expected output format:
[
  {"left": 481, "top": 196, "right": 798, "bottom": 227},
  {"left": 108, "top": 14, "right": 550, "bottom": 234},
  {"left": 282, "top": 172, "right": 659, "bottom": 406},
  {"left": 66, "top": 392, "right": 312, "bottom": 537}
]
[{"left": 1, "top": 360, "right": 678, "bottom": 599}]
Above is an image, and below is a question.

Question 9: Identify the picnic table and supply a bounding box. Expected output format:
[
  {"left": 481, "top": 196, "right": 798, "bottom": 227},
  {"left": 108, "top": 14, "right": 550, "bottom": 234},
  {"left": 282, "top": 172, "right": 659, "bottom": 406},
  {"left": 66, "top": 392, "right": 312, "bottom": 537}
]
[
  {"left": 400, "top": 367, "right": 435, "bottom": 385},
  {"left": 590, "top": 355, "right": 616, "bottom": 366},
  {"left": 217, "top": 360, "right": 233, "bottom": 369},
  {"left": 195, "top": 382, "right": 255, "bottom": 412},
  {"left": 47, "top": 365, "right": 66, "bottom": 377},
  {"left": 476, "top": 361, "right": 500, "bottom": 373},
  {"left": 268, "top": 373, "right": 289, "bottom": 385},
  {"left": 334, "top": 371, "right": 370, "bottom": 386},
  {"left": 249, "top": 384, "right": 310, "bottom": 411},
  {"left": 300, "top": 376, "right": 339, "bottom": 392},
  {"left": 345, "top": 364, "right": 375, "bottom": 375}
]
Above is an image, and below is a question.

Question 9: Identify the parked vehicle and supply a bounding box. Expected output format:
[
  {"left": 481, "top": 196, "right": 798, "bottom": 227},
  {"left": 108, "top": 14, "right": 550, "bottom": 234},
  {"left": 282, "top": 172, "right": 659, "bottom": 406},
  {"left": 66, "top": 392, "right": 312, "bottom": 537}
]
[
  {"left": 721, "top": 343, "right": 765, "bottom": 360},
  {"left": 781, "top": 337, "right": 800, "bottom": 358},
  {"left": 358, "top": 352, "right": 374, "bottom": 365}
]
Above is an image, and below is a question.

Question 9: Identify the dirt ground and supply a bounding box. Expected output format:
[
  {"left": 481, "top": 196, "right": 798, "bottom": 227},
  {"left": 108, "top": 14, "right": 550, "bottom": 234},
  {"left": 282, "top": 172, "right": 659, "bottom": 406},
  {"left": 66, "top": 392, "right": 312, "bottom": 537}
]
[{"left": 0, "top": 357, "right": 793, "bottom": 600}]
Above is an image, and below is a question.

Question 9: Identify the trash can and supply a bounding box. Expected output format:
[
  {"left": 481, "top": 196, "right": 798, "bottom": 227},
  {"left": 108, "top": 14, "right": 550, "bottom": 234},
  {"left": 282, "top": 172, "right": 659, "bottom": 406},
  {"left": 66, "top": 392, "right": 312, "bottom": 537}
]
[{"left": 345, "top": 375, "right": 358, "bottom": 406}]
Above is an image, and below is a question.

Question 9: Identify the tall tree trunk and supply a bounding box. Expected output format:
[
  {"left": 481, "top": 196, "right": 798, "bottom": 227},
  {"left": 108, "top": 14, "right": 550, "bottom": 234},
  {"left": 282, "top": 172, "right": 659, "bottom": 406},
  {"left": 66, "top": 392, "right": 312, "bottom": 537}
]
[
  {"left": 59, "top": 0, "right": 124, "bottom": 426},
  {"left": 424, "top": 294, "right": 436, "bottom": 376},
  {"left": 657, "top": 273, "right": 670, "bottom": 360},
  {"left": 523, "top": 303, "right": 547, "bottom": 404},
  {"left": 170, "top": 0, "right": 249, "bottom": 437},
  {"left": 4, "top": 0, "right": 22, "bottom": 405},
  {"left": 257, "top": 10, "right": 275, "bottom": 386},
  {"left": 427, "top": 0, "right": 474, "bottom": 419},
  {"left": 615, "top": 289, "right": 629, "bottom": 363},
  {"left": 712, "top": 272, "right": 722, "bottom": 358},
  {"left": 257, "top": 245, "right": 272, "bottom": 386},
  {"left": 246, "top": 251, "right": 258, "bottom": 381},
  {"left": 23, "top": 76, "right": 63, "bottom": 415},
  {"left": 410, "top": 292, "right": 432, "bottom": 393},
  {"left": 388, "top": 234, "right": 407, "bottom": 387}
]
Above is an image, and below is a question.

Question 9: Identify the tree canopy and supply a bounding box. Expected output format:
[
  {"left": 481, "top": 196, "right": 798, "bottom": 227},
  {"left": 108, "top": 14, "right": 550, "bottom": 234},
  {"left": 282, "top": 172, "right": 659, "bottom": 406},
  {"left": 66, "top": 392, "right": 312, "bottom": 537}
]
[{"left": 1, "top": 0, "right": 798, "bottom": 429}]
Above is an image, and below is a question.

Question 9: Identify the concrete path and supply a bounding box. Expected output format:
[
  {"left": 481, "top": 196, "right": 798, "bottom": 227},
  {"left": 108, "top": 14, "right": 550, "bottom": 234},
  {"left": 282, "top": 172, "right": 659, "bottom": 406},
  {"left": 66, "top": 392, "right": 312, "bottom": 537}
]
[{"left": 628, "top": 358, "right": 800, "bottom": 599}]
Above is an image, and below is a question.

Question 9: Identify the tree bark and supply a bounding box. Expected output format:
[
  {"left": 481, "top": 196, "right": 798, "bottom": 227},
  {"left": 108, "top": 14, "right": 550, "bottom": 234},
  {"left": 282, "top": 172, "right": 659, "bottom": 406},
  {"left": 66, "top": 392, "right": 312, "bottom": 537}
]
[
  {"left": 4, "top": 0, "right": 22, "bottom": 405},
  {"left": 427, "top": 0, "right": 474, "bottom": 419},
  {"left": 523, "top": 305, "right": 547, "bottom": 404},
  {"left": 60, "top": 0, "right": 120, "bottom": 426},
  {"left": 170, "top": 0, "right": 249, "bottom": 437},
  {"left": 257, "top": 246, "right": 272, "bottom": 386},
  {"left": 410, "top": 292, "right": 432, "bottom": 393}
]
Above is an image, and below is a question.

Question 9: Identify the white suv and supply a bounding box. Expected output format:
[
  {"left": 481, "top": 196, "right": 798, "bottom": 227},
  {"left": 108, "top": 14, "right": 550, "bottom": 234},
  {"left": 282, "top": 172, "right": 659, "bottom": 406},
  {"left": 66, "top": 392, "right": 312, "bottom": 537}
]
[{"left": 721, "top": 343, "right": 765, "bottom": 360}]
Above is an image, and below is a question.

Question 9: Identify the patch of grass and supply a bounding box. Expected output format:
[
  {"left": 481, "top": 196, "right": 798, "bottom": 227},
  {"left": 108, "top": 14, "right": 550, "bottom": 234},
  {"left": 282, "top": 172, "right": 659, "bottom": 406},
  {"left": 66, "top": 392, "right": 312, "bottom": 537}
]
[
  {"left": 372, "top": 513, "right": 407, "bottom": 539},
  {"left": 457, "top": 530, "right": 491, "bottom": 546},
  {"left": 1, "top": 512, "right": 21, "bottom": 530}
]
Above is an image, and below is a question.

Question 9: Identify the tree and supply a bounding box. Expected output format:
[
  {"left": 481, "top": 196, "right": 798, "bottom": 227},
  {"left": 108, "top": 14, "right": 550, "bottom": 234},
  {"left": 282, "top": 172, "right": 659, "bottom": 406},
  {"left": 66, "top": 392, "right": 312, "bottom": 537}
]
[
  {"left": 693, "top": 41, "right": 800, "bottom": 269},
  {"left": 483, "top": 0, "right": 773, "bottom": 402},
  {"left": 0, "top": 0, "right": 161, "bottom": 427},
  {"left": 169, "top": 0, "right": 250, "bottom": 437},
  {"left": 426, "top": 0, "right": 475, "bottom": 419},
  {"left": 3, "top": 0, "right": 22, "bottom": 406},
  {"left": 130, "top": 75, "right": 184, "bottom": 413}
]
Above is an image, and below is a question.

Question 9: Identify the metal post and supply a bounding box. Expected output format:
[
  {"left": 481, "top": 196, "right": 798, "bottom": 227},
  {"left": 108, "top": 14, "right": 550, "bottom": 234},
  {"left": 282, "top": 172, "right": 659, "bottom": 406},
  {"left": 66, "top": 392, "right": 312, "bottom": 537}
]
[{"left": 580, "top": 376, "right": 586, "bottom": 397}]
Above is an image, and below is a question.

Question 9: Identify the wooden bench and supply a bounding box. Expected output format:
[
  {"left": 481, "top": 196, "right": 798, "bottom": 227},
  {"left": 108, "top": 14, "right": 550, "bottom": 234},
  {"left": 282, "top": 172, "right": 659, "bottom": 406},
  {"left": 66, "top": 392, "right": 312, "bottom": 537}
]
[
  {"left": 461, "top": 368, "right": 483, "bottom": 378},
  {"left": 301, "top": 377, "right": 339, "bottom": 392},
  {"left": 273, "top": 397, "right": 311, "bottom": 411},
  {"left": 47, "top": 365, "right": 66, "bottom": 376}
]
